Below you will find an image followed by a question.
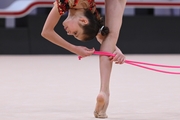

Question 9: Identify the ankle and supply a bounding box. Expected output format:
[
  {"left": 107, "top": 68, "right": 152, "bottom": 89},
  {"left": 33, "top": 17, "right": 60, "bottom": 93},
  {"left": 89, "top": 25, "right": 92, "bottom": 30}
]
[{"left": 99, "top": 91, "right": 110, "bottom": 97}]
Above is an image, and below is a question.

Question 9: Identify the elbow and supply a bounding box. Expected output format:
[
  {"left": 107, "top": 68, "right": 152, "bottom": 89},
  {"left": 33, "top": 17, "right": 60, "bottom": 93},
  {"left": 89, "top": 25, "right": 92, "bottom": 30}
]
[
  {"left": 41, "top": 29, "right": 52, "bottom": 40},
  {"left": 41, "top": 29, "right": 47, "bottom": 38},
  {"left": 41, "top": 28, "right": 55, "bottom": 40}
]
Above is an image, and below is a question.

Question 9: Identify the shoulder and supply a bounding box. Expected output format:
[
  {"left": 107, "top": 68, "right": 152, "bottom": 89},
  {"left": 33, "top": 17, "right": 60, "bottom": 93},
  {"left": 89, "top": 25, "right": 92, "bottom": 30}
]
[
  {"left": 54, "top": 0, "right": 70, "bottom": 15},
  {"left": 75, "top": 0, "right": 96, "bottom": 13}
]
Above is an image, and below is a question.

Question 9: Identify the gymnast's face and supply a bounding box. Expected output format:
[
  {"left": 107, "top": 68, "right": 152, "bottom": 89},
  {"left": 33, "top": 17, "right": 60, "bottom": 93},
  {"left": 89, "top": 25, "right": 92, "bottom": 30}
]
[{"left": 63, "top": 16, "right": 89, "bottom": 41}]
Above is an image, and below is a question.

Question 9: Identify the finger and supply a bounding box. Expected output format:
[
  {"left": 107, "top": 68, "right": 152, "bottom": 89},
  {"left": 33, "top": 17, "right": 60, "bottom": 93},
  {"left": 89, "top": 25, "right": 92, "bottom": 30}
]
[
  {"left": 115, "top": 59, "right": 121, "bottom": 64},
  {"left": 87, "top": 50, "right": 95, "bottom": 56},
  {"left": 119, "top": 57, "right": 125, "bottom": 64},
  {"left": 88, "top": 47, "right": 95, "bottom": 51},
  {"left": 114, "top": 56, "right": 122, "bottom": 64},
  {"left": 109, "top": 56, "right": 113, "bottom": 61},
  {"left": 112, "top": 54, "right": 118, "bottom": 61},
  {"left": 92, "top": 47, "right": 95, "bottom": 51},
  {"left": 111, "top": 57, "right": 116, "bottom": 62}
]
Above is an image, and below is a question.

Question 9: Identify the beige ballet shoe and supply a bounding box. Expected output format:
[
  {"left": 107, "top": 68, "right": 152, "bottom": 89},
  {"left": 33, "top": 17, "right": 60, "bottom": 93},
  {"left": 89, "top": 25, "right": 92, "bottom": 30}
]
[{"left": 94, "top": 111, "right": 108, "bottom": 119}]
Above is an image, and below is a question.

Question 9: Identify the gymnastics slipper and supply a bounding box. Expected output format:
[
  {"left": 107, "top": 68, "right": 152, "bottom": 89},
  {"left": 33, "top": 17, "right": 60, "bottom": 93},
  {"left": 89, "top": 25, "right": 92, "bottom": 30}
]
[{"left": 94, "top": 111, "right": 108, "bottom": 119}]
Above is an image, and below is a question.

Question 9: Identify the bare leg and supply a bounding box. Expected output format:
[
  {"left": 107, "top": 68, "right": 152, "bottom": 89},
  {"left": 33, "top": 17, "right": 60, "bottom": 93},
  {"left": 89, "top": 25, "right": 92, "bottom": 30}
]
[{"left": 94, "top": 0, "right": 126, "bottom": 118}]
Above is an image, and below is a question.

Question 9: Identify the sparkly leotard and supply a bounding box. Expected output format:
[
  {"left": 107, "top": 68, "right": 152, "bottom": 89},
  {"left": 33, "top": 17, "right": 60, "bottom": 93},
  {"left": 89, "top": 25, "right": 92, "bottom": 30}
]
[{"left": 55, "top": 0, "right": 96, "bottom": 15}]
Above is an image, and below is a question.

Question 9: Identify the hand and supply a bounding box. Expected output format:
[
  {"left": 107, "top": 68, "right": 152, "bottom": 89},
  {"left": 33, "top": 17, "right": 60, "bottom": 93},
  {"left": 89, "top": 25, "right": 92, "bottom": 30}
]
[
  {"left": 109, "top": 48, "right": 125, "bottom": 64},
  {"left": 74, "top": 46, "right": 95, "bottom": 58}
]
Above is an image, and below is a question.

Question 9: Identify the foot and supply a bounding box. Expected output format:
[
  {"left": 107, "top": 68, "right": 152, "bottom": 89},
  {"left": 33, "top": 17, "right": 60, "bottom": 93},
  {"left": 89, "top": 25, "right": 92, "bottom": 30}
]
[{"left": 94, "top": 92, "right": 109, "bottom": 119}]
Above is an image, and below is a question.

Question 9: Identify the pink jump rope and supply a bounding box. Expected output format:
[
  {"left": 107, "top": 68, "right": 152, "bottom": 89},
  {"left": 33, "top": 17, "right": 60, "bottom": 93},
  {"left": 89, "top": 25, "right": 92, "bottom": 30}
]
[{"left": 78, "top": 51, "right": 180, "bottom": 75}]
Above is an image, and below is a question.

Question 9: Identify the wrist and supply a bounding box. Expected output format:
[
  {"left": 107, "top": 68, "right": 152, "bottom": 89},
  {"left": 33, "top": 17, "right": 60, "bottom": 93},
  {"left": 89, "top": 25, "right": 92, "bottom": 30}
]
[
  {"left": 115, "top": 46, "right": 122, "bottom": 52},
  {"left": 69, "top": 44, "right": 78, "bottom": 54}
]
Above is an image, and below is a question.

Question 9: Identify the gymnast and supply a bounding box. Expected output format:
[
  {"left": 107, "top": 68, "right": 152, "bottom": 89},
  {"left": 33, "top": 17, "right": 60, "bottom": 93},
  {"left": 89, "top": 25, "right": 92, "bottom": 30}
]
[{"left": 41, "top": 0, "right": 126, "bottom": 118}]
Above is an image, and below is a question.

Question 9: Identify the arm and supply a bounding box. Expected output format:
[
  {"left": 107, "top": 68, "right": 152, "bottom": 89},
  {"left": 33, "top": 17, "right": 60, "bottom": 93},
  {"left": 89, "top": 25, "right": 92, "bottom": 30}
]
[
  {"left": 41, "top": 2, "right": 94, "bottom": 57},
  {"left": 41, "top": 2, "right": 76, "bottom": 53},
  {"left": 96, "top": 33, "right": 125, "bottom": 64}
]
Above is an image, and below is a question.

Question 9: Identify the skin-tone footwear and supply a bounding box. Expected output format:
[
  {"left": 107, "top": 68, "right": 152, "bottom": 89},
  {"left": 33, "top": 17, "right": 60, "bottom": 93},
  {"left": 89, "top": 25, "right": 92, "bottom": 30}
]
[
  {"left": 94, "top": 92, "right": 109, "bottom": 119},
  {"left": 94, "top": 111, "right": 108, "bottom": 119}
]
